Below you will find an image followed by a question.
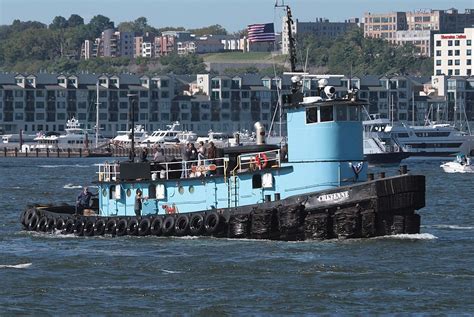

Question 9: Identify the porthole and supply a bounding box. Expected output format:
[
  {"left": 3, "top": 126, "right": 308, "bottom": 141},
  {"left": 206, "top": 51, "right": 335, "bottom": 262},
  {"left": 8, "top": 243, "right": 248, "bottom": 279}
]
[
  {"left": 189, "top": 186, "right": 194, "bottom": 193},
  {"left": 178, "top": 186, "right": 184, "bottom": 194},
  {"left": 102, "top": 188, "right": 107, "bottom": 197},
  {"left": 126, "top": 189, "right": 131, "bottom": 197}
]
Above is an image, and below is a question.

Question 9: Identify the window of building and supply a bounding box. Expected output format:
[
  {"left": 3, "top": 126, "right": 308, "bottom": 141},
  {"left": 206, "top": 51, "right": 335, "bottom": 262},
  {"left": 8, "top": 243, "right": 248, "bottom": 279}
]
[
  {"left": 468, "top": 59, "right": 472, "bottom": 65},
  {"left": 454, "top": 69, "right": 460, "bottom": 75},
  {"left": 467, "top": 49, "right": 472, "bottom": 56},
  {"left": 467, "top": 40, "right": 472, "bottom": 46},
  {"left": 36, "top": 90, "right": 44, "bottom": 97},
  {"left": 161, "top": 91, "right": 169, "bottom": 98},
  {"left": 448, "top": 40, "right": 453, "bottom": 46},
  {"left": 448, "top": 60, "right": 453, "bottom": 66},
  {"left": 99, "top": 91, "right": 107, "bottom": 98},
  {"left": 140, "top": 91, "right": 148, "bottom": 98},
  {"left": 455, "top": 50, "right": 460, "bottom": 56},
  {"left": 140, "top": 113, "right": 148, "bottom": 120},
  {"left": 15, "top": 102, "right": 23, "bottom": 109},
  {"left": 455, "top": 60, "right": 460, "bottom": 66},
  {"left": 119, "top": 113, "right": 127, "bottom": 120},
  {"left": 436, "top": 50, "right": 441, "bottom": 56},
  {"left": 15, "top": 113, "right": 23, "bottom": 120},
  {"left": 57, "top": 113, "right": 66, "bottom": 120},
  {"left": 161, "top": 113, "right": 169, "bottom": 120},
  {"left": 14, "top": 90, "right": 23, "bottom": 97},
  {"left": 448, "top": 70, "right": 453, "bottom": 76},
  {"left": 119, "top": 90, "right": 128, "bottom": 98},
  {"left": 436, "top": 60, "right": 441, "bottom": 66},
  {"left": 78, "top": 102, "right": 86, "bottom": 109},
  {"left": 36, "top": 113, "right": 44, "bottom": 120},
  {"left": 436, "top": 40, "right": 441, "bottom": 46},
  {"left": 140, "top": 102, "right": 148, "bottom": 109},
  {"left": 241, "top": 91, "right": 249, "bottom": 98},
  {"left": 78, "top": 113, "right": 86, "bottom": 120},
  {"left": 36, "top": 101, "right": 44, "bottom": 108},
  {"left": 161, "top": 80, "right": 169, "bottom": 88},
  {"left": 436, "top": 70, "right": 442, "bottom": 75},
  {"left": 455, "top": 40, "right": 460, "bottom": 46},
  {"left": 221, "top": 91, "right": 229, "bottom": 99},
  {"left": 448, "top": 50, "right": 453, "bottom": 56}
]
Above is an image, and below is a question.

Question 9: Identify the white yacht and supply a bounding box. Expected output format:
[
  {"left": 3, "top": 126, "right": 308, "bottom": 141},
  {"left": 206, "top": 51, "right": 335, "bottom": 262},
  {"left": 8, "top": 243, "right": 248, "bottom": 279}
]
[
  {"left": 363, "top": 116, "right": 409, "bottom": 163},
  {"left": 112, "top": 125, "right": 150, "bottom": 148},
  {"left": 196, "top": 131, "right": 231, "bottom": 147},
  {"left": 33, "top": 117, "right": 109, "bottom": 150},
  {"left": 141, "top": 122, "right": 196, "bottom": 147},
  {"left": 2, "top": 133, "right": 37, "bottom": 150},
  {"left": 390, "top": 122, "right": 474, "bottom": 158}
]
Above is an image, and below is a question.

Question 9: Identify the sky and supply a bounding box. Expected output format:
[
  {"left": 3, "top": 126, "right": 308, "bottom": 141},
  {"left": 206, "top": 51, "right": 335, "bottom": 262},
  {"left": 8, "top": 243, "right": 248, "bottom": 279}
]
[{"left": 1, "top": 0, "right": 473, "bottom": 32}]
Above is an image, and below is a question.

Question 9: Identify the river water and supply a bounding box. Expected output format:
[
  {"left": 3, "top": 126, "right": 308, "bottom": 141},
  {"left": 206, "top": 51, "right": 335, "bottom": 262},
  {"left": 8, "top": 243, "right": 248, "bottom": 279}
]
[{"left": 0, "top": 157, "right": 472, "bottom": 315}]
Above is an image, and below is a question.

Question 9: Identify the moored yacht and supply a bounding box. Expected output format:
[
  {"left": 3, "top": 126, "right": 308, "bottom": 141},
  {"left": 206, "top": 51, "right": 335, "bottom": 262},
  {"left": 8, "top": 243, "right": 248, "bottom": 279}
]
[
  {"left": 140, "top": 122, "right": 196, "bottom": 147},
  {"left": 112, "top": 125, "right": 150, "bottom": 148},
  {"left": 33, "top": 117, "right": 109, "bottom": 150}
]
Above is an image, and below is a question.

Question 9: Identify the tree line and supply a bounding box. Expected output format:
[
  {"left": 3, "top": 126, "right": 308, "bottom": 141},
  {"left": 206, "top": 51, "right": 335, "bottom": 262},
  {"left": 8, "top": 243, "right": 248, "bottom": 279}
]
[{"left": 0, "top": 15, "right": 432, "bottom": 76}]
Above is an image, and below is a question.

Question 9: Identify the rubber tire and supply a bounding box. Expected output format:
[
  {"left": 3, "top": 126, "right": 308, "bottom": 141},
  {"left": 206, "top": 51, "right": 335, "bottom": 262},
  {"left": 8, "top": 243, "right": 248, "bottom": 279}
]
[
  {"left": 56, "top": 218, "right": 66, "bottom": 231},
  {"left": 105, "top": 219, "right": 117, "bottom": 235},
  {"left": 205, "top": 212, "right": 222, "bottom": 234},
  {"left": 28, "top": 214, "right": 39, "bottom": 231},
  {"left": 127, "top": 218, "right": 139, "bottom": 236},
  {"left": 84, "top": 220, "right": 95, "bottom": 237},
  {"left": 150, "top": 217, "right": 163, "bottom": 236},
  {"left": 95, "top": 219, "right": 106, "bottom": 236},
  {"left": 138, "top": 218, "right": 151, "bottom": 236},
  {"left": 25, "top": 210, "right": 38, "bottom": 230},
  {"left": 175, "top": 214, "right": 190, "bottom": 236},
  {"left": 117, "top": 219, "right": 128, "bottom": 236},
  {"left": 38, "top": 216, "right": 48, "bottom": 232},
  {"left": 19, "top": 210, "right": 27, "bottom": 228},
  {"left": 46, "top": 218, "right": 56, "bottom": 232},
  {"left": 74, "top": 218, "right": 85, "bottom": 236},
  {"left": 162, "top": 216, "right": 175, "bottom": 236},
  {"left": 189, "top": 213, "right": 205, "bottom": 236},
  {"left": 64, "top": 219, "right": 75, "bottom": 234}
]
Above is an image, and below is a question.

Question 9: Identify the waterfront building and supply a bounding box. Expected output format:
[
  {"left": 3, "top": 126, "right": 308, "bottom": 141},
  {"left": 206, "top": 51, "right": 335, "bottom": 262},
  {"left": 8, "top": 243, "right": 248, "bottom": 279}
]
[
  {"left": 282, "top": 17, "right": 359, "bottom": 54},
  {"left": 1, "top": 73, "right": 472, "bottom": 136},
  {"left": 434, "top": 28, "right": 474, "bottom": 76},
  {"left": 364, "top": 8, "right": 474, "bottom": 56}
]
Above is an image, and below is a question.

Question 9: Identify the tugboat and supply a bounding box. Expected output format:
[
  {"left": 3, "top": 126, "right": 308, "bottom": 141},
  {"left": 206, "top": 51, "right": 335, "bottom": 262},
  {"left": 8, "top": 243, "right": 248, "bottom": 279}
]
[{"left": 19, "top": 6, "right": 425, "bottom": 240}]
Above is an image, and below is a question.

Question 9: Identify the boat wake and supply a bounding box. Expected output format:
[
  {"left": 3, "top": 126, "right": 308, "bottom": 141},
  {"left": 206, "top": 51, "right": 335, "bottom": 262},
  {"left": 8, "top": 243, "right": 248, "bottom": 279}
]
[
  {"left": 0, "top": 263, "right": 32, "bottom": 269},
  {"left": 63, "top": 184, "right": 83, "bottom": 189},
  {"left": 376, "top": 233, "right": 438, "bottom": 240},
  {"left": 427, "top": 224, "right": 474, "bottom": 230},
  {"left": 39, "top": 164, "right": 90, "bottom": 168}
]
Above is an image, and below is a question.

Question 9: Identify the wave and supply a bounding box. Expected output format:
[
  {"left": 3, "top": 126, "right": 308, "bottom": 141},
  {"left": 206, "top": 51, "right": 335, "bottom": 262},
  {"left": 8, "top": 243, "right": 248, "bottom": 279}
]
[
  {"left": 0, "top": 263, "right": 32, "bottom": 269},
  {"left": 39, "top": 164, "right": 90, "bottom": 168},
  {"left": 161, "top": 269, "right": 182, "bottom": 274},
  {"left": 63, "top": 184, "right": 83, "bottom": 189},
  {"left": 427, "top": 224, "right": 474, "bottom": 230},
  {"left": 377, "top": 233, "right": 438, "bottom": 240}
]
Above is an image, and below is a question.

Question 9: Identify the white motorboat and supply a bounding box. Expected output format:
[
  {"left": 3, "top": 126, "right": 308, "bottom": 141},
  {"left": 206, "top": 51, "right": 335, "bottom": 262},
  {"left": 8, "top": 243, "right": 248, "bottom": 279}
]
[
  {"left": 33, "top": 117, "right": 109, "bottom": 150},
  {"left": 141, "top": 122, "right": 196, "bottom": 147},
  {"left": 112, "top": 125, "right": 150, "bottom": 147},
  {"left": 440, "top": 154, "right": 474, "bottom": 173}
]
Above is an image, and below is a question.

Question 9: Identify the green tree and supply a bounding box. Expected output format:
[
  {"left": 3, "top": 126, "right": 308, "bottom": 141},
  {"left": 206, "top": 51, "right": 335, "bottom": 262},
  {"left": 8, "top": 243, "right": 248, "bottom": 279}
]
[
  {"left": 50, "top": 16, "right": 68, "bottom": 29},
  {"left": 88, "top": 15, "right": 114, "bottom": 37},
  {"left": 189, "top": 24, "right": 227, "bottom": 36},
  {"left": 68, "top": 14, "right": 84, "bottom": 27}
]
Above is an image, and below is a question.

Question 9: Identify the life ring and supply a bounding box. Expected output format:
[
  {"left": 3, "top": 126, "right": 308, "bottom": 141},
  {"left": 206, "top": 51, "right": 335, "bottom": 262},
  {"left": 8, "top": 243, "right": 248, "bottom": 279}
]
[
  {"left": 162, "top": 204, "right": 177, "bottom": 214},
  {"left": 255, "top": 153, "right": 268, "bottom": 170}
]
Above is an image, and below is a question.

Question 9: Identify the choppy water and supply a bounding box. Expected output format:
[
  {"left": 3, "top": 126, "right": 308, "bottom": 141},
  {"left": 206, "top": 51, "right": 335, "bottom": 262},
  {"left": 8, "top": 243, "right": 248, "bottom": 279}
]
[{"left": 0, "top": 157, "right": 473, "bottom": 315}]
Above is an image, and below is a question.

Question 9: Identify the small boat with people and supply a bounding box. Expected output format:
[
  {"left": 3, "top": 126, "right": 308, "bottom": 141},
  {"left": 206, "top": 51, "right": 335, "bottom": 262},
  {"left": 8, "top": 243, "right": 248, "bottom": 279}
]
[
  {"left": 440, "top": 154, "right": 474, "bottom": 173},
  {"left": 19, "top": 4, "right": 426, "bottom": 241}
]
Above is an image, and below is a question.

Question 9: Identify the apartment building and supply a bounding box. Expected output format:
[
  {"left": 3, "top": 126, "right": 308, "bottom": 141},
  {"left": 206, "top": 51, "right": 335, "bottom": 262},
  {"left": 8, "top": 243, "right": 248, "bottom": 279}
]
[
  {"left": 365, "top": 8, "right": 474, "bottom": 56},
  {"left": 434, "top": 28, "right": 474, "bottom": 76},
  {"left": 282, "top": 17, "right": 359, "bottom": 54},
  {"left": 3, "top": 73, "right": 469, "bottom": 138},
  {"left": 81, "top": 30, "right": 133, "bottom": 59}
]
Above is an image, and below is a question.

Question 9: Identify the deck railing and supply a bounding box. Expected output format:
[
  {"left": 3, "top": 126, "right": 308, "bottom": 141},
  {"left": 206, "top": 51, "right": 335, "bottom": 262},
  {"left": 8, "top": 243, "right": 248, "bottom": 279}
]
[{"left": 97, "top": 149, "right": 281, "bottom": 182}]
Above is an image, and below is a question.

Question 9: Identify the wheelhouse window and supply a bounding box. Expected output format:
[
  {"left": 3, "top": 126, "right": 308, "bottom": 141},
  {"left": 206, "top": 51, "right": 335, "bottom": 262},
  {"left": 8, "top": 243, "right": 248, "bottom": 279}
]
[
  {"left": 306, "top": 106, "right": 318, "bottom": 124},
  {"left": 348, "top": 106, "right": 361, "bottom": 121},
  {"left": 336, "top": 105, "right": 347, "bottom": 121},
  {"left": 320, "top": 106, "right": 333, "bottom": 122}
]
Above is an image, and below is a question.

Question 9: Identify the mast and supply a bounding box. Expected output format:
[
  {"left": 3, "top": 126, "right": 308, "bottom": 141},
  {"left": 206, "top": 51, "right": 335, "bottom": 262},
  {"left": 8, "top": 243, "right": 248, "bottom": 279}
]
[
  {"left": 95, "top": 81, "right": 99, "bottom": 148},
  {"left": 412, "top": 90, "right": 415, "bottom": 126}
]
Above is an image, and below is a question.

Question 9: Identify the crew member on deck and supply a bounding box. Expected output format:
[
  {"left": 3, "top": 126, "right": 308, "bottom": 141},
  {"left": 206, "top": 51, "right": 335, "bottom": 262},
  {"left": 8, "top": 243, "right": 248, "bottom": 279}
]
[{"left": 76, "top": 186, "right": 97, "bottom": 215}]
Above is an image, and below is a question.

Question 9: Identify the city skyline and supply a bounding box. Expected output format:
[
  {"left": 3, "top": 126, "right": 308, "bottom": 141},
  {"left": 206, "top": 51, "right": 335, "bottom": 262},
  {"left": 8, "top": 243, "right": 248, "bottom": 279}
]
[{"left": 1, "top": 0, "right": 473, "bottom": 32}]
